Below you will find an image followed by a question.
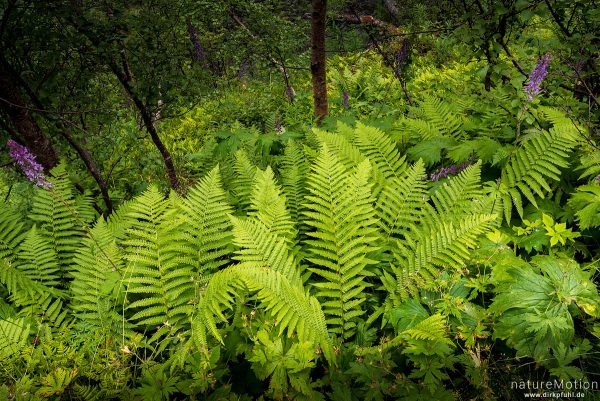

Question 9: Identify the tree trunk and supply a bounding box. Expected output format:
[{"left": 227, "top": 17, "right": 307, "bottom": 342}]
[
  {"left": 109, "top": 61, "right": 181, "bottom": 192},
  {"left": 58, "top": 127, "right": 113, "bottom": 213},
  {"left": 311, "top": 0, "right": 328, "bottom": 123},
  {"left": 0, "top": 64, "right": 58, "bottom": 171}
]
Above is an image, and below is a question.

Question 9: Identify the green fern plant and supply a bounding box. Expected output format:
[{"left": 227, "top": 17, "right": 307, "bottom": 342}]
[
  {"left": 0, "top": 317, "right": 30, "bottom": 359},
  {"left": 303, "top": 146, "right": 380, "bottom": 340},
  {"left": 70, "top": 219, "right": 127, "bottom": 335},
  {"left": 122, "top": 186, "right": 194, "bottom": 340},
  {"left": 180, "top": 166, "right": 233, "bottom": 287},
  {"left": 568, "top": 184, "right": 600, "bottom": 230},
  {"left": 278, "top": 140, "right": 310, "bottom": 224},
  {"left": 491, "top": 126, "right": 577, "bottom": 223},
  {"left": 28, "top": 164, "right": 96, "bottom": 273}
]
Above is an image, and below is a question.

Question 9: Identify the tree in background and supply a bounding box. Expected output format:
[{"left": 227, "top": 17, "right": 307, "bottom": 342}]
[{"left": 311, "top": 0, "right": 329, "bottom": 122}]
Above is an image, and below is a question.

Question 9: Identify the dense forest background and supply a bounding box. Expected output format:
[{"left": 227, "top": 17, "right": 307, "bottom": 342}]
[{"left": 1, "top": 0, "right": 600, "bottom": 400}]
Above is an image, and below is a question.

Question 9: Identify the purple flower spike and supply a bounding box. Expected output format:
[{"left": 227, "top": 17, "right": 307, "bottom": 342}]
[
  {"left": 594, "top": 174, "right": 600, "bottom": 184},
  {"left": 525, "top": 53, "right": 552, "bottom": 101},
  {"left": 430, "top": 160, "right": 471, "bottom": 182},
  {"left": 6, "top": 140, "right": 52, "bottom": 188}
]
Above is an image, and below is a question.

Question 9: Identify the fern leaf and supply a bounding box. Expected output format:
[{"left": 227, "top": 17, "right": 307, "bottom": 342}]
[
  {"left": 230, "top": 216, "right": 301, "bottom": 285},
  {"left": 70, "top": 219, "right": 128, "bottom": 334},
  {"left": 568, "top": 184, "right": 600, "bottom": 230},
  {"left": 353, "top": 122, "right": 407, "bottom": 181},
  {"left": 249, "top": 166, "right": 296, "bottom": 240},
  {"left": 28, "top": 163, "right": 94, "bottom": 272},
  {"left": 392, "top": 214, "right": 496, "bottom": 304},
  {"left": 279, "top": 140, "right": 310, "bottom": 223},
  {"left": 0, "top": 317, "right": 30, "bottom": 359},
  {"left": 195, "top": 264, "right": 333, "bottom": 362},
  {"left": 180, "top": 166, "right": 233, "bottom": 284},
  {"left": 303, "top": 146, "right": 379, "bottom": 339},
  {"left": 123, "top": 187, "right": 193, "bottom": 330},
  {"left": 376, "top": 160, "right": 428, "bottom": 241},
  {"left": 497, "top": 128, "right": 575, "bottom": 222},
  {"left": 232, "top": 150, "right": 257, "bottom": 211}
]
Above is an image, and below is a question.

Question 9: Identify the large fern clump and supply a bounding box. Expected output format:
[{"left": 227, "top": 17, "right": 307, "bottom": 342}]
[{"left": 1, "top": 100, "right": 598, "bottom": 400}]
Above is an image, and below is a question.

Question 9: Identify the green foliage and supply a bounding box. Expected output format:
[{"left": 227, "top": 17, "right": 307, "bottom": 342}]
[
  {"left": 2, "top": 6, "right": 600, "bottom": 396},
  {"left": 304, "top": 147, "right": 379, "bottom": 340},
  {"left": 490, "top": 256, "right": 600, "bottom": 377}
]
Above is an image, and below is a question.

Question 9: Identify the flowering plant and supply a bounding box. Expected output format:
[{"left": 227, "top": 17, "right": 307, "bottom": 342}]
[
  {"left": 525, "top": 53, "right": 552, "bottom": 101},
  {"left": 6, "top": 139, "right": 52, "bottom": 188}
]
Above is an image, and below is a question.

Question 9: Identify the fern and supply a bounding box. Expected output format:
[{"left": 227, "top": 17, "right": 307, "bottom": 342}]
[
  {"left": 180, "top": 166, "right": 233, "bottom": 285},
  {"left": 279, "top": 140, "right": 310, "bottom": 223},
  {"left": 388, "top": 213, "right": 496, "bottom": 304},
  {"left": 352, "top": 122, "right": 407, "bottom": 181},
  {"left": 0, "top": 317, "right": 30, "bottom": 359},
  {"left": 313, "top": 127, "right": 365, "bottom": 169},
  {"left": 194, "top": 264, "right": 332, "bottom": 362},
  {"left": 428, "top": 162, "right": 488, "bottom": 223},
  {"left": 568, "top": 184, "right": 600, "bottom": 229},
  {"left": 405, "top": 96, "right": 465, "bottom": 140},
  {"left": 0, "top": 226, "right": 67, "bottom": 325},
  {"left": 70, "top": 219, "right": 127, "bottom": 334},
  {"left": 249, "top": 166, "right": 296, "bottom": 240},
  {"left": 232, "top": 150, "right": 257, "bottom": 212},
  {"left": 303, "top": 146, "right": 379, "bottom": 339},
  {"left": 28, "top": 164, "right": 95, "bottom": 272},
  {"left": 376, "top": 160, "right": 428, "bottom": 242},
  {"left": 0, "top": 207, "right": 26, "bottom": 262},
  {"left": 15, "top": 226, "right": 61, "bottom": 289},
  {"left": 122, "top": 187, "right": 194, "bottom": 331},
  {"left": 493, "top": 127, "right": 576, "bottom": 223},
  {"left": 230, "top": 216, "right": 301, "bottom": 285}
]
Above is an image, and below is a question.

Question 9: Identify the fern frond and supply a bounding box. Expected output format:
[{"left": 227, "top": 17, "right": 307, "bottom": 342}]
[
  {"left": 401, "top": 313, "right": 453, "bottom": 345},
  {"left": 279, "top": 140, "right": 310, "bottom": 223},
  {"left": 195, "top": 264, "right": 332, "bottom": 362},
  {"left": 429, "top": 162, "right": 486, "bottom": 221},
  {"left": 353, "top": 122, "right": 407, "bottom": 181},
  {"left": 303, "top": 146, "right": 380, "bottom": 339},
  {"left": 376, "top": 160, "right": 428, "bottom": 241},
  {"left": 230, "top": 216, "right": 301, "bottom": 285},
  {"left": 313, "top": 128, "right": 365, "bottom": 169},
  {"left": 15, "top": 226, "right": 61, "bottom": 289},
  {"left": 123, "top": 186, "right": 193, "bottom": 329},
  {"left": 496, "top": 128, "right": 576, "bottom": 222},
  {"left": 407, "top": 96, "right": 464, "bottom": 140},
  {"left": 392, "top": 214, "right": 496, "bottom": 304},
  {"left": 29, "top": 163, "right": 93, "bottom": 272},
  {"left": 568, "top": 184, "right": 600, "bottom": 230},
  {"left": 249, "top": 167, "right": 296, "bottom": 240},
  {"left": 0, "top": 207, "right": 26, "bottom": 262},
  {"left": 232, "top": 150, "right": 257, "bottom": 212},
  {"left": 180, "top": 166, "right": 233, "bottom": 284},
  {"left": 0, "top": 317, "right": 29, "bottom": 359},
  {"left": 70, "top": 219, "right": 128, "bottom": 334},
  {"left": 0, "top": 226, "right": 64, "bottom": 309}
]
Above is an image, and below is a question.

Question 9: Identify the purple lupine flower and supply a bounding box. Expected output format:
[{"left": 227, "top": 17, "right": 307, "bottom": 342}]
[
  {"left": 594, "top": 174, "right": 600, "bottom": 184},
  {"left": 430, "top": 160, "right": 471, "bottom": 182},
  {"left": 6, "top": 140, "right": 52, "bottom": 188},
  {"left": 341, "top": 90, "right": 350, "bottom": 109},
  {"left": 525, "top": 53, "right": 552, "bottom": 101}
]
